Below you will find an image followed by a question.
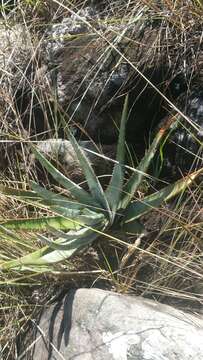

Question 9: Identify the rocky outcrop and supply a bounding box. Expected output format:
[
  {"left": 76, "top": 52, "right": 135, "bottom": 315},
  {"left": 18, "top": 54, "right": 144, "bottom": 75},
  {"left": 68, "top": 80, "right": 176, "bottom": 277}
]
[
  {"left": 19, "top": 288, "right": 203, "bottom": 360},
  {"left": 42, "top": 6, "right": 185, "bottom": 144},
  {"left": 0, "top": 3, "right": 202, "bottom": 176},
  {"left": 39, "top": 3, "right": 202, "bottom": 176},
  {"left": 41, "top": 3, "right": 202, "bottom": 146}
]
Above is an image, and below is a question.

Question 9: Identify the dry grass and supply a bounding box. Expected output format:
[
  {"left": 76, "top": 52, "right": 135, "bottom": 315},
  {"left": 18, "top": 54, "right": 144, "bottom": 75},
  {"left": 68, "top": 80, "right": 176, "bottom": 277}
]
[{"left": 0, "top": 0, "right": 202, "bottom": 358}]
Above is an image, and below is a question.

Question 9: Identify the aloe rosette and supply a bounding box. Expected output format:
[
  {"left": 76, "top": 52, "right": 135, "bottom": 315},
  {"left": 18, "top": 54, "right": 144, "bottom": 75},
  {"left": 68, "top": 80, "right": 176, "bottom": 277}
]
[{"left": 0, "top": 95, "right": 202, "bottom": 271}]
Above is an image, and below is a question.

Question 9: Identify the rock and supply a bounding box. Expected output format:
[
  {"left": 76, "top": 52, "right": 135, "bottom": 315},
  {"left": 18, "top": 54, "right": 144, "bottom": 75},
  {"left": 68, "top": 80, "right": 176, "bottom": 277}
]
[
  {"left": 0, "top": 21, "right": 32, "bottom": 85},
  {"left": 1, "top": 4, "right": 202, "bottom": 172},
  {"left": 160, "top": 87, "right": 203, "bottom": 177},
  {"left": 42, "top": 5, "right": 192, "bottom": 144},
  {"left": 20, "top": 288, "right": 203, "bottom": 360},
  {"left": 0, "top": 16, "right": 53, "bottom": 140},
  {"left": 0, "top": 20, "right": 33, "bottom": 137}
]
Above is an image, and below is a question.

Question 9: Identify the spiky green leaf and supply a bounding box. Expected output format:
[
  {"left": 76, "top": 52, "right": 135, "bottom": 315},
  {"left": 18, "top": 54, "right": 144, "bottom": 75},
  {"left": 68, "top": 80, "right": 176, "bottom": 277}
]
[
  {"left": 0, "top": 216, "right": 82, "bottom": 231},
  {"left": 32, "top": 145, "right": 100, "bottom": 209},
  {"left": 31, "top": 182, "right": 84, "bottom": 210},
  {"left": 0, "top": 225, "right": 104, "bottom": 270},
  {"left": 122, "top": 167, "right": 203, "bottom": 223},
  {"left": 0, "top": 183, "right": 85, "bottom": 214},
  {"left": 39, "top": 217, "right": 107, "bottom": 250},
  {"left": 66, "top": 128, "right": 111, "bottom": 216},
  {"left": 105, "top": 94, "right": 128, "bottom": 217},
  {"left": 122, "top": 219, "right": 145, "bottom": 234},
  {"left": 120, "top": 114, "right": 178, "bottom": 208},
  {"left": 0, "top": 185, "right": 40, "bottom": 200}
]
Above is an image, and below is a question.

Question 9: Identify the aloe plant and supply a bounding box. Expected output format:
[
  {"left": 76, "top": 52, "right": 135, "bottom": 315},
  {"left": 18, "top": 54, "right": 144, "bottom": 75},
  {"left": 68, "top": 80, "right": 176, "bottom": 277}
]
[{"left": 0, "top": 96, "right": 202, "bottom": 271}]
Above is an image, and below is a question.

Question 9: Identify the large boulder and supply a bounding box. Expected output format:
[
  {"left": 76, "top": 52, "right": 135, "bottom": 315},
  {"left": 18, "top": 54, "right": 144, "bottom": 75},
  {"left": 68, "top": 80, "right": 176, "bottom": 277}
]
[{"left": 20, "top": 288, "right": 203, "bottom": 359}]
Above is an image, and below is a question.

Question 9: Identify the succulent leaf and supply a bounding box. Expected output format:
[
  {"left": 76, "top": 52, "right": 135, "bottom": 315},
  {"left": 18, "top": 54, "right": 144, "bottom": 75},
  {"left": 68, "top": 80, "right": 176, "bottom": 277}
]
[
  {"left": 32, "top": 145, "right": 99, "bottom": 208},
  {"left": 122, "top": 167, "right": 203, "bottom": 223},
  {"left": 106, "top": 94, "right": 128, "bottom": 218},
  {"left": 66, "top": 128, "right": 111, "bottom": 217}
]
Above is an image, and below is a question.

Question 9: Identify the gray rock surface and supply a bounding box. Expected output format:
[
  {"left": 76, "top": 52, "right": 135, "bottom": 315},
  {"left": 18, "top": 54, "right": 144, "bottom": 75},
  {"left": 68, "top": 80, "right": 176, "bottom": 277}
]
[
  {"left": 21, "top": 288, "right": 203, "bottom": 359},
  {"left": 0, "top": 20, "right": 33, "bottom": 137},
  {"left": 160, "top": 87, "right": 203, "bottom": 176},
  {"left": 0, "top": 21, "right": 32, "bottom": 94}
]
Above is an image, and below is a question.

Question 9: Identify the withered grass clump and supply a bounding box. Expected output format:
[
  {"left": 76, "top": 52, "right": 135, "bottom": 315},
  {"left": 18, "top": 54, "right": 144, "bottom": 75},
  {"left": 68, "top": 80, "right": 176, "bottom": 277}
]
[{"left": 0, "top": 1, "right": 202, "bottom": 359}]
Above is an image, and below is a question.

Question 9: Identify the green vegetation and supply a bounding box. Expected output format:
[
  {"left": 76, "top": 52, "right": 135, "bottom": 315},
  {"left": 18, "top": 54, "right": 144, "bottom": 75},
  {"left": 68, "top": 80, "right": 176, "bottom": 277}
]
[
  {"left": 0, "top": 1, "right": 202, "bottom": 358},
  {"left": 1, "top": 96, "right": 201, "bottom": 273}
]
